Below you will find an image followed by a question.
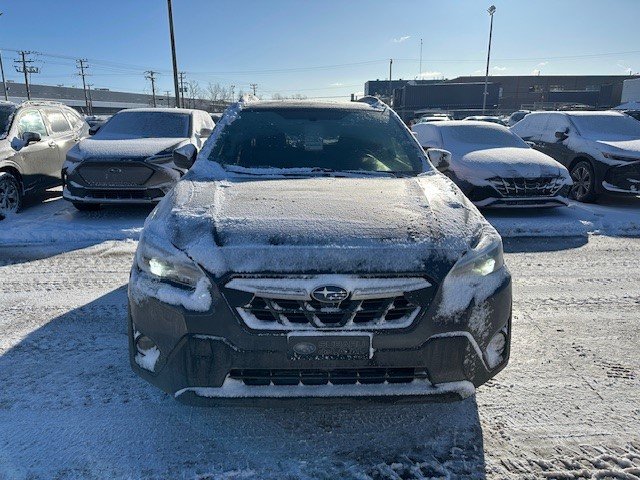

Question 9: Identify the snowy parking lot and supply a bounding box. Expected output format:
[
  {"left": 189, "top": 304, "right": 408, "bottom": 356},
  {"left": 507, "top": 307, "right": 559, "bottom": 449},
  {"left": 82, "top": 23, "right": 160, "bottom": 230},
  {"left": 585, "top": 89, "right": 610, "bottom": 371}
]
[{"left": 1, "top": 192, "right": 640, "bottom": 479}]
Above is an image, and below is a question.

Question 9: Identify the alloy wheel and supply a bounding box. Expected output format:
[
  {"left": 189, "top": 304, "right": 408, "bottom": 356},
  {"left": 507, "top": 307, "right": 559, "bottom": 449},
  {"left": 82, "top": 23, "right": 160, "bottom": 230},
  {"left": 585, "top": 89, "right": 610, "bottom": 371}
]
[
  {"left": 570, "top": 165, "right": 592, "bottom": 201},
  {"left": 0, "top": 176, "right": 20, "bottom": 214}
]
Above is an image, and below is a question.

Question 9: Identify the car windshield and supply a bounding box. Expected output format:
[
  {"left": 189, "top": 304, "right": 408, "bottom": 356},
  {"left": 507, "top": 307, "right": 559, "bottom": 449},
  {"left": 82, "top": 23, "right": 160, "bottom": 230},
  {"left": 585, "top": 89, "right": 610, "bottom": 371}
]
[
  {"left": 208, "top": 106, "right": 425, "bottom": 175},
  {"left": 570, "top": 113, "right": 640, "bottom": 139},
  {"left": 440, "top": 124, "right": 529, "bottom": 151},
  {"left": 94, "top": 111, "right": 190, "bottom": 139},
  {"left": 0, "top": 105, "right": 15, "bottom": 139}
]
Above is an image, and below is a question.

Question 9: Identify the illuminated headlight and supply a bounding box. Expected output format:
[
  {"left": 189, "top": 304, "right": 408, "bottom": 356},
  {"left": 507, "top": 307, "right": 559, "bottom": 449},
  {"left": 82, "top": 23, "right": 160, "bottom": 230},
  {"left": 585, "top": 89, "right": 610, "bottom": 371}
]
[
  {"left": 449, "top": 228, "right": 504, "bottom": 277},
  {"left": 602, "top": 152, "right": 640, "bottom": 162},
  {"left": 136, "top": 233, "right": 206, "bottom": 289}
]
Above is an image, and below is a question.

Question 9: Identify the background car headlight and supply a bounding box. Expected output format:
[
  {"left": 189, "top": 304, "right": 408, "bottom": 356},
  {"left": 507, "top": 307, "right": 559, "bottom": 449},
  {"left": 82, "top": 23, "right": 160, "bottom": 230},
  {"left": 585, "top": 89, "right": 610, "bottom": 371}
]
[
  {"left": 136, "top": 234, "right": 205, "bottom": 288},
  {"left": 449, "top": 229, "right": 504, "bottom": 277}
]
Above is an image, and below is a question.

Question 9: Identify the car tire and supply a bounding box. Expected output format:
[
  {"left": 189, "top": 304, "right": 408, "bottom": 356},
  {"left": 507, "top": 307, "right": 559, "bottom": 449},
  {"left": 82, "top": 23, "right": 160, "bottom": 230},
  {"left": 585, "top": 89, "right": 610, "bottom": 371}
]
[
  {"left": 73, "top": 202, "right": 101, "bottom": 212},
  {"left": 0, "top": 171, "right": 23, "bottom": 215},
  {"left": 569, "top": 160, "right": 597, "bottom": 203}
]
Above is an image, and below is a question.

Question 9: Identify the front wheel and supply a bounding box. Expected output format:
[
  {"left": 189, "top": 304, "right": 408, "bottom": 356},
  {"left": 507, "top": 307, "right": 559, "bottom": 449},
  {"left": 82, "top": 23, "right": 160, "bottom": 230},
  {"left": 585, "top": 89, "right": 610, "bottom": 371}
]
[
  {"left": 73, "top": 202, "right": 101, "bottom": 212},
  {"left": 0, "top": 172, "right": 23, "bottom": 215},
  {"left": 570, "top": 161, "right": 597, "bottom": 203}
]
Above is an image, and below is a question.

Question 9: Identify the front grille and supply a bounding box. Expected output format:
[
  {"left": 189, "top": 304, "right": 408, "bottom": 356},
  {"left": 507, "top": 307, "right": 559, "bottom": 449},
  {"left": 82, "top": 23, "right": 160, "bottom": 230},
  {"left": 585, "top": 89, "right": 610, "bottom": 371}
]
[
  {"left": 488, "top": 176, "right": 564, "bottom": 197},
  {"left": 85, "top": 189, "right": 149, "bottom": 200},
  {"left": 225, "top": 276, "right": 432, "bottom": 331},
  {"left": 240, "top": 296, "right": 420, "bottom": 329},
  {"left": 229, "top": 368, "right": 427, "bottom": 386},
  {"left": 78, "top": 161, "right": 154, "bottom": 187}
]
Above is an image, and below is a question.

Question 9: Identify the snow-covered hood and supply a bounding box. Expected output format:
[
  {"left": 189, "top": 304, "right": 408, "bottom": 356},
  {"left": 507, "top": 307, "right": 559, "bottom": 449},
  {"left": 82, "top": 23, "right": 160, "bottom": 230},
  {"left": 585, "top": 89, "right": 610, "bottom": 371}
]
[
  {"left": 145, "top": 169, "right": 490, "bottom": 278},
  {"left": 455, "top": 147, "right": 567, "bottom": 181},
  {"left": 594, "top": 138, "right": 640, "bottom": 157},
  {"left": 76, "top": 137, "right": 188, "bottom": 159}
]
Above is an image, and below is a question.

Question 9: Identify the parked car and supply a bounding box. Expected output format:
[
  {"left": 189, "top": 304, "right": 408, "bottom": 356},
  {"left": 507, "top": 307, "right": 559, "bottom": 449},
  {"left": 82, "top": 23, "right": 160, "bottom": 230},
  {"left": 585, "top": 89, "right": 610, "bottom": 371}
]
[
  {"left": 84, "top": 114, "right": 112, "bottom": 134},
  {"left": 128, "top": 97, "right": 512, "bottom": 404},
  {"left": 412, "top": 120, "right": 572, "bottom": 208},
  {"left": 511, "top": 110, "right": 640, "bottom": 202},
  {"left": 463, "top": 115, "right": 506, "bottom": 126},
  {"left": 507, "top": 110, "right": 530, "bottom": 127},
  {"left": 415, "top": 113, "right": 452, "bottom": 124},
  {"left": 0, "top": 100, "right": 88, "bottom": 215},
  {"left": 62, "top": 108, "right": 214, "bottom": 210}
]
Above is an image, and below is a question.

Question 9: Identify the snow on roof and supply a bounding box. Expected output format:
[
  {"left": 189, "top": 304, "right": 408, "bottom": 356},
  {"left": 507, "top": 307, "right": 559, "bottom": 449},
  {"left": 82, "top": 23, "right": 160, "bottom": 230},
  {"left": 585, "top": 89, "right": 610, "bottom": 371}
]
[
  {"left": 241, "top": 100, "right": 377, "bottom": 111},
  {"left": 117, "top": 107, "right": 200, "bottom": 114},
  {"left": 560, "top": 110, "right": 627, "bottom": 118},
  {"left": 613, "top": 101, "right": 640, "bottom": 111}
]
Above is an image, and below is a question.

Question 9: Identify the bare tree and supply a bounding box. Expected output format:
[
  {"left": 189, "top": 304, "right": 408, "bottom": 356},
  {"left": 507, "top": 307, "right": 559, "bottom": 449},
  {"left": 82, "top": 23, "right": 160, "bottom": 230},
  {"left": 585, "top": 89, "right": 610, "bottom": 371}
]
[
  {"left": 186, "top": 80, "right": 202, "bottom": 108},
  {"left": 206, "top": 82, "right": 223, "bottom": 102}
]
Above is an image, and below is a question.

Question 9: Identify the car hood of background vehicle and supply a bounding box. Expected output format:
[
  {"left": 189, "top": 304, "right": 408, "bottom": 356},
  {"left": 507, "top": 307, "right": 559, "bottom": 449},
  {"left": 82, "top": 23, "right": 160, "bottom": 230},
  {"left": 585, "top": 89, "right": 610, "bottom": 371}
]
[
  {"left": 76, "top": 137, "right": 187, "bottom": 159},
  {"left": 146, "top": 171, "right": 489, "bottom": 278},
  {"left": 595, "top": 137, "right": 640, "bottom": 155},
  {"left": 456, "top": 147, "right": 566, "bottom": 181}
]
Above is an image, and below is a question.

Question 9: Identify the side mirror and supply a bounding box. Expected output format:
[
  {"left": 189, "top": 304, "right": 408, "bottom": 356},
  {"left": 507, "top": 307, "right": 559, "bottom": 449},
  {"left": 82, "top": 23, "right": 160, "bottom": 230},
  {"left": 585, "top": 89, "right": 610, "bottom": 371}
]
[
  {"left": 89, "top": 125, "right": 100, "bottom": 135},
  {"left": 426, "top": 148, "right": 451, "bottom": 172},
  {"left": 22, "top": 131, "right": 42, "bottom": 145},
  {"left": 199, "top": 127, "right": 214, "bottom": 137},
  {"left": 173, "top": 144, "right": 197, "bottom": 170},
  {"left": 555, "top": 129, "right": 569, "bottom": 141}
]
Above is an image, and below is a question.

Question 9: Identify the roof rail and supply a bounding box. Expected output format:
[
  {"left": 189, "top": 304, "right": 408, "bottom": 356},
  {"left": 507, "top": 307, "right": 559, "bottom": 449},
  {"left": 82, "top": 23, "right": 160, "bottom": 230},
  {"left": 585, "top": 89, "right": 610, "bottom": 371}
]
[
  {"left": 356, "top": 95, "right": 387, "bottom": 110},
  {"left": 19, "top": 100, "right": 67, "bottom": 108}
]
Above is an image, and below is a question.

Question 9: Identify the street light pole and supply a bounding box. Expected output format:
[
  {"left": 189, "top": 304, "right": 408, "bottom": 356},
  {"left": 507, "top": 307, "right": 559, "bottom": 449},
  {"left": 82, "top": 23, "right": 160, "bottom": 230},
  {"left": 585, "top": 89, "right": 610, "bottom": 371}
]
[
  {"left": 482, "top": 5, "right": 496, "bottom": 114},
  {"left": 167, "top": 0, "right": 181, "bottom": 108}
]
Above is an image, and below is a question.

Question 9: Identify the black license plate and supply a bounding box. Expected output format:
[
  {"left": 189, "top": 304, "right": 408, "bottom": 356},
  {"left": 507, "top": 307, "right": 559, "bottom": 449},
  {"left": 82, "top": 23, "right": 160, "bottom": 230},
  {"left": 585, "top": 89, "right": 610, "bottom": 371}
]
[{"left": 288, "top": 334, "right": 372, "bottom": 359}]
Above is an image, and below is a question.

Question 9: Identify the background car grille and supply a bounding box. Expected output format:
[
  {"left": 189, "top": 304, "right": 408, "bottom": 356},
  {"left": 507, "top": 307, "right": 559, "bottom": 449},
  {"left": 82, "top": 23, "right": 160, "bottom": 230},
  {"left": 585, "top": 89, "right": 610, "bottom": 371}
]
[
  {"left": 238, "top": 295, "right": 421, "bottom": 329},
  {"left": 488, "top": 176, "right": 564, "bottom": 197},
  {"left": 78, "top": 161, "right": 154, "bottom": 187},
  {"left": 229, "top": 368, "right": 427, "bottom": 386}
]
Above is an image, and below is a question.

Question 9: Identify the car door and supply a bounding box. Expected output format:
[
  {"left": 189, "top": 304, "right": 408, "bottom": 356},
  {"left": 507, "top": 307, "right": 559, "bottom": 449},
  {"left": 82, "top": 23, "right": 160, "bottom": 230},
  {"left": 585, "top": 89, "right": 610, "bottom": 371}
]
[
  {"left": 535, "top": 113, "right": 573, "bottom": 167},
  {"left": 14, "top": 109, "right": 56, "bottom": 192},
  {"left": 42, "top": 108, "right": 78, "bottom": 183}
]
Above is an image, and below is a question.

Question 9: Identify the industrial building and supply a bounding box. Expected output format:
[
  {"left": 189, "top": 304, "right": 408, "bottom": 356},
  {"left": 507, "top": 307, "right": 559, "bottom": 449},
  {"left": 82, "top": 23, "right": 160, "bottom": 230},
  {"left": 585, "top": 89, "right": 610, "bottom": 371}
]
[{"left": 366, "top": 75, "right": 640, "bottom": 120}]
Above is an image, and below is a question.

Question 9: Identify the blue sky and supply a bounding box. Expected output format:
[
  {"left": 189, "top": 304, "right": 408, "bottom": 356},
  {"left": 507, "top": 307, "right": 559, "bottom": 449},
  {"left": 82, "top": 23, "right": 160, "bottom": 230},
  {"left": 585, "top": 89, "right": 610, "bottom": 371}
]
[{"left": 0, "top": 0, "right": 639, "bottom": 99}]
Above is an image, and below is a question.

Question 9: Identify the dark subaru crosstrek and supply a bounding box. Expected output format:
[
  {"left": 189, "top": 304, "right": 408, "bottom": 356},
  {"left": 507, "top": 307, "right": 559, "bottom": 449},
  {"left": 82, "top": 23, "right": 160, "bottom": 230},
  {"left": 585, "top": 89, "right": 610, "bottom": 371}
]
[{"left": 128, "top": 98, "right": 512, "bottom": 404}]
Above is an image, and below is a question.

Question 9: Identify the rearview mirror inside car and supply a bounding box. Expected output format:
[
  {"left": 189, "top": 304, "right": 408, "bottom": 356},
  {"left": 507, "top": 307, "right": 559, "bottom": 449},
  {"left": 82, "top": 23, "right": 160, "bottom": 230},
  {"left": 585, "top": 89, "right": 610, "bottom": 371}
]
[
  {"left": 22, "top": 131, "right": 42, "bottom": 146},
  {"left": 427, "top": 148, "right": 451, "bottom": 172},
  {"left": 173, "top": 144, "right": 197, "bottom": 170}
]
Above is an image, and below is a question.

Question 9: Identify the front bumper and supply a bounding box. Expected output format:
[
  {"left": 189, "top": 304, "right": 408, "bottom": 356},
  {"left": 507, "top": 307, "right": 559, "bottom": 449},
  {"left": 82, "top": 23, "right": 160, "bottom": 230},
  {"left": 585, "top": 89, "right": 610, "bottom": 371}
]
[
  {"left": 128, "top": 271, "right": 512, "bottom": 404},
  {"left": 62, "top": 158, "right": 182, "bottom": 204},
  {"left": 462, "top": 180, "right": 570, "bottom": 209},
  {"left": 474, "top": 195, "right": 570, "bottom": 208},
  {"left": 595, "top": 161, "right": 640, "bottom": 195}
]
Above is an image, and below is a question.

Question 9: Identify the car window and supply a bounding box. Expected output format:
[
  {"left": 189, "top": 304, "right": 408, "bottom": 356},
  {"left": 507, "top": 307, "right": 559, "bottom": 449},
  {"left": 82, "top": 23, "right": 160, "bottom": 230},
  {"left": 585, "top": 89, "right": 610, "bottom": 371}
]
[
  {"left": 44, "top": 109, "right": 72, "bottom": 134},
  {"left": 209, "top": 107, "right": 426, "bottom": 174},
  {"left": 17, "top": 110, "right": 48, "bottom": 137},
  {"left": 95, "top": 111, "right": 191, "bottom": 138},
  {"left": 439, "top": 124, "right": 529, "bottom": 153},
  {"left": 510, "top": 113, "right": 549, "bottom": 141},
  {"left": 0, "top": 105, "right": 15, "bottom": 139},
  {"left": 569, "top": 113, "right": 640, "bottom": 140},
  {"left": 412, "top": 123, "right": 442, "bottom": 148},
  {"left": 62, "top": 108, "right": 84, "bottom": 129}
]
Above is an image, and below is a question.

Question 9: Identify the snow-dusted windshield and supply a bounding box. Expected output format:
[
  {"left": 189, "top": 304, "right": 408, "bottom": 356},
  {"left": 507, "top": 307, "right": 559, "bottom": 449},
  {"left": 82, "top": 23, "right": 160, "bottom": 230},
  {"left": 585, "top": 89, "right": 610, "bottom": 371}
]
[
  {"left": 209, "top": 107, "right": 425, "bottom": 174},
  {"left": 95, "top": 111, "right": 190, "bottom": 139},
  {"left": 440, "top": 124, "right": 529, "bottom": 152},
  {"left": 0, "top": 105, "right": 15, "bottom": 139},
  {"left": 570, "top": 113, "right": 640, "bottom": 139}
]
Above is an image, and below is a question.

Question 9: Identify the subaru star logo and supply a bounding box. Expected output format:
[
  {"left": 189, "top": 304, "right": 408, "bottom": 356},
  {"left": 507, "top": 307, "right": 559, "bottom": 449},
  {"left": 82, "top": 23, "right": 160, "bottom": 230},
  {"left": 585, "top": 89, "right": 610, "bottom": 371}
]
[
  {"left": 292, "top": 342, "right": 317, "bottom": 355},
  {"left": 311, "top": 285, "right": 349, "bottom": 303}
]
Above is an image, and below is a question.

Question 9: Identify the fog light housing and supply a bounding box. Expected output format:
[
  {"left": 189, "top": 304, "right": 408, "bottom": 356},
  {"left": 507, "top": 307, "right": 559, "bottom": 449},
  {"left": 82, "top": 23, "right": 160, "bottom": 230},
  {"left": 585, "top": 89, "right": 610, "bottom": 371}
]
[
  {"left": 486, "top": 330, "right": 507, "bottom": 369},
  {"left": 134, "top": 331, "right": 161, "bottom": 372},
  {"left": 135, "top": 334, "right": 156, "bottom": 355}
]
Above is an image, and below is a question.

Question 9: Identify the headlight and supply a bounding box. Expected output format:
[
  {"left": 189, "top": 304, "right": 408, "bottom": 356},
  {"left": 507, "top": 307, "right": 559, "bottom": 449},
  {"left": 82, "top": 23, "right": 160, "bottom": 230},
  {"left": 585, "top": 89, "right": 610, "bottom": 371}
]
[
  {"left": 602, "top": 152, "right": 640, "bottom": 162},
  {"left": 449, "top": 228, "right": 504, "bottom": 277},
  {"left": 136, "top": 233, "right": 205, "bottom": 288}
]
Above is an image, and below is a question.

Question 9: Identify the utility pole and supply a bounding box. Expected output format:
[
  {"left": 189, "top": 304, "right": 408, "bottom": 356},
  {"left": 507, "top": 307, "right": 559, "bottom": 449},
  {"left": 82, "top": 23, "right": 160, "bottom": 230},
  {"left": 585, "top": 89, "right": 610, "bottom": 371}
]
[
  {"left": 482, "top": 5, "right": 496, "bottom": 114},
  {"left": 388, "top": 58, "right": 393, "bottom": 105},
  {"left": 167, "top": 0, "right": 181, "bottom": 108},
  {"left": 87, "top": 84, "right": 94, "bottom": 115},
  {"left": 179, "top": 71, "right": 186, "bottom": 108},
  {"left": 15, "top": 51, "right": 39, "bottom": 101},
  {"left": 419, "top": 39, "right": 423, "bottom": 77},
  {"left": 0, "top": 50, "right": 8, "bottom": 101},
  {"left": 250, "top": 83, "right": 257, "bottom": 96},
  {"left": 230, "top": 84, "right": 235, "bottom": 101},
  {"left": 145, "top": 70, "right": 158, "bottom": 107},
  {"left": 165, "top": 90, "right": 171, "bottom": 107},
  {"left": 76, "top": 59, "right": 90, "bottom": 113}
]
